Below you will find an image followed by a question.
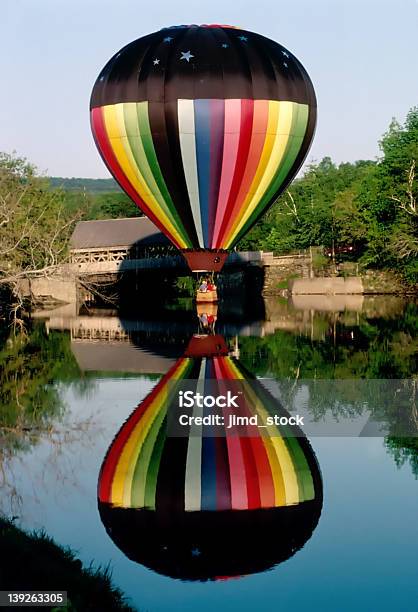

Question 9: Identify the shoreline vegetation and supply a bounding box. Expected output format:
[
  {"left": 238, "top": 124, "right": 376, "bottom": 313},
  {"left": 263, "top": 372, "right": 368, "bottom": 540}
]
[{"left": 0, "top": 517, "right": 135, "bottom": 611}]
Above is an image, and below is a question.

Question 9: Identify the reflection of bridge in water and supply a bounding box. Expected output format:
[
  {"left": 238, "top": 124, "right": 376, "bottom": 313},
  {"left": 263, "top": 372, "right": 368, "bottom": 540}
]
[
  {"left": 34, "top": 292, "right": 404, "bottom": 375},
  {"left": 38, "top": 293, "right": 374, "bottom": 375},
  {"left": 45, "top": 313, "right": 311, "bottom": 375}
]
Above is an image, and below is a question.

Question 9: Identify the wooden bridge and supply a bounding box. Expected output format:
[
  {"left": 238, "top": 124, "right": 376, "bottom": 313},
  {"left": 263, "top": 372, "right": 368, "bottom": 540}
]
[
  {"left": 69, "top": 217, "right": 310, "bottom": 276},
  {"left": 19, "top": 219, "right": 311, "bottom": 304},
  {"left": 69, "top": 247, "right": 308, "bottom": 275}
]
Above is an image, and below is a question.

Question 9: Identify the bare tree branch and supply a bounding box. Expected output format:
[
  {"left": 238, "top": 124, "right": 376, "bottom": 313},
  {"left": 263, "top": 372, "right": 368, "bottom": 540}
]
[{"left": 390, "top": 160, "right": 417, "bottom": 216}]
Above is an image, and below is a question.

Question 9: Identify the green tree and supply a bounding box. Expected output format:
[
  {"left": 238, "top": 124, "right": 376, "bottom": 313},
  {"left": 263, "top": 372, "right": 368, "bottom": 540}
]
[
  {"left": 0, "top": 153, "right": 82, "bottom": 306},
  {"left": 357, "top": 107, "right": 418, "bottom": 279}
]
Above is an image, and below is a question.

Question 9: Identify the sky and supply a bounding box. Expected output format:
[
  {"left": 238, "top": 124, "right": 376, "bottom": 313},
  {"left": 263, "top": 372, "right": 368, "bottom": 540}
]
[{"left": 1, "top": 0, "right": 417, "bottom": 178}]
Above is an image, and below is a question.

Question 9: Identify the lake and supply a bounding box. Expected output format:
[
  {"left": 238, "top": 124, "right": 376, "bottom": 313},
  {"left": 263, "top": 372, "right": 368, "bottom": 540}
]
[{"left": 1, "top": 296, "right": 417, "bottom": 611}]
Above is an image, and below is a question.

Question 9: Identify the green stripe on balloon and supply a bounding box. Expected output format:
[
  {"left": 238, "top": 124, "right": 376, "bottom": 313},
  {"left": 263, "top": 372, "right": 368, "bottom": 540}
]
[
  {"left": 122, "top": 104, "right": 181, "bottom": 238},
  {"left": 284, "top": 437, "right": 315, "bottom": 502},
  {"left": 231, "top": 104, "right": 309, "bottom": 246},
  {"left": 137, "top": 103, "right": 193, "bottom": 248},
  {"left": 144, "top": 418, "right": 167, "bottom": 510},
  {"left": 122, "top": 103, "right": 191, "bottom": 247},
  {"left": 130, "top": 406, "right": 167, "bottom": 508}
]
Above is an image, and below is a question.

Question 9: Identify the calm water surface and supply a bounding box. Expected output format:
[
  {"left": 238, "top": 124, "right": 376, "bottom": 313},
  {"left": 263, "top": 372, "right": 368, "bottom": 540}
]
[{"left": 1, "top": 297, "right": 417, "bottom": 611}]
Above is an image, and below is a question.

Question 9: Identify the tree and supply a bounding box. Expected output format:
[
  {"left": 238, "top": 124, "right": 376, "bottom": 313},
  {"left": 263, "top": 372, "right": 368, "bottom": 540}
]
[
  {"left": 0, "top": 153, "right": 82, "bottom": 310},
  {"left": 358, "top": 107, "right": 418, "bottom": 279}
]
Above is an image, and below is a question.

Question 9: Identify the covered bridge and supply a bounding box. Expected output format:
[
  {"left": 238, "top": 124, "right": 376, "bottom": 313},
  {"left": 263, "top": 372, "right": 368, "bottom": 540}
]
[{"left": 69, "top": 217, "right": 178, "bottom": 271}]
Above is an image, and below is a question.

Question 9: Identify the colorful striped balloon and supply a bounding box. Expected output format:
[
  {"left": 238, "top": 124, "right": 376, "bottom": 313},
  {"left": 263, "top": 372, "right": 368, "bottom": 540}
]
[
  {"left": 98, "top": 335, "right": 322, "bottom": 579},
  {"left": 90, "top": 25, "right": 316, "bottom": 271}
]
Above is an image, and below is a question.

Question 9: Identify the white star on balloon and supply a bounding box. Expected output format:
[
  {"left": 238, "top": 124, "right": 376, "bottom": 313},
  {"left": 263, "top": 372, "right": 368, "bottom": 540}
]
[
  {"left": 238, "top": 35, "right": 248, "bottom": 42},
  {"left": 283, "top": 62, "right": 288, "bottom": 68},
  {"left": 180, "top": 50, "right": 194, "bottom": 62},
  {"left": 153, "top": 58, "right": 160, "bottom": 65},
  {"left": 282, "top": 50, "right": 290, "bottom": 58},
  {"left": 163, "top": 36, "right": 173, "bottom": 43},
  {"left": 222, "top": 43, "right": 229, "bottom": 48}
]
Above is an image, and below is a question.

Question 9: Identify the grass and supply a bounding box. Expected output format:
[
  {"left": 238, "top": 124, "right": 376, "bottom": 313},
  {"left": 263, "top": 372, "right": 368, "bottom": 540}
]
[
  {"left": 276, "top": 274, "right": 301, "bottom": 290},
  {"left": 0, "top": 517, "right": 136, "bottom": 611}
]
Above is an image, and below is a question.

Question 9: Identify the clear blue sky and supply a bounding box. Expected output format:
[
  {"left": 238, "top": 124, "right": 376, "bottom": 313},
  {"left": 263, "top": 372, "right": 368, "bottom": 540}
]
[{"left": 1, "top": 0, "right": 417, "bottom": 177}]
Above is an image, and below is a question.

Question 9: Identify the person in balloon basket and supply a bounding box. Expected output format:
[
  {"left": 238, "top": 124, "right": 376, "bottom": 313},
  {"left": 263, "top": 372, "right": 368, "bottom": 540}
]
[{"left": 198, "top": 279, "right": 208, "bottom": 293}]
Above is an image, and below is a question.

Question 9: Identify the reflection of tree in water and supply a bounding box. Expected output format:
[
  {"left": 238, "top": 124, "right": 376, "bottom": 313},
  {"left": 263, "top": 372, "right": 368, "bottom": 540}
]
[
  {"left": 238, "top": 304, "right": 418, "bottom": 476},
  {"left": 238, "top": 303, "right": 418, "bottom": 380},
  {"left": 0, "top": 323, "right": 99, "bottom": 513},
  {"left": 0, "top": 323, "right": 93, "bottom": 450},
  {"left": 385, "top": 437, "right": 418, "bottom": 478}
]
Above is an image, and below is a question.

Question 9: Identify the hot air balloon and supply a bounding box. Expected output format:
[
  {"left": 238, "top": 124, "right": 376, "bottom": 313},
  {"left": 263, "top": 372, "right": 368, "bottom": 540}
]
[
  {"left": 98, "top": 334, "right": 322, "bottom": 580},
  {"left": 90, "top": 25, "right": 316, "bottom": 272}
]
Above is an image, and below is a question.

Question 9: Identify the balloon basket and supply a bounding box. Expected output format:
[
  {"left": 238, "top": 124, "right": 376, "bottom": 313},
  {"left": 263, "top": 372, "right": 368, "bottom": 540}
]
[
  {"left": 196, "top": 302, "right": 218, "bottom": 317},
  {"left": 196, "top": 289, "right": 218, "bottom": 304}
]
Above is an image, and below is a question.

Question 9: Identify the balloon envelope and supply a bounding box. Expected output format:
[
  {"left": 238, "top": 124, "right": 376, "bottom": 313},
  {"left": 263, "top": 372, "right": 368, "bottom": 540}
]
[{"left": 90, "top": 25, "right": 316, "bottom": 271}]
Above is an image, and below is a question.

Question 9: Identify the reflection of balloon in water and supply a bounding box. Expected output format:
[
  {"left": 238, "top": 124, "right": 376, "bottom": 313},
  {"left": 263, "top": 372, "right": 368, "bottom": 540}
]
[
  {"left": 98, "top": 335, "right": 322, "bottom": 580},
  {"left": 90, "top": 25, "right": 316, "bottom": 272}
]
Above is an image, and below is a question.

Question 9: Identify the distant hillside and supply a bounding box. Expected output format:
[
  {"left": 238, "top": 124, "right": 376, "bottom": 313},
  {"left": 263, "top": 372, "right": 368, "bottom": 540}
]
[{"left": 49, "top": 177, "right": 121, "bottom": 193}]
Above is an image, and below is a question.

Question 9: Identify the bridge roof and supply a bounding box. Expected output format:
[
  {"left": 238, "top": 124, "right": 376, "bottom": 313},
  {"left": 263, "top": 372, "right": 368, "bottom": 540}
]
[{"left": 70, "top": 217, "right": 170, "bottom": 250}]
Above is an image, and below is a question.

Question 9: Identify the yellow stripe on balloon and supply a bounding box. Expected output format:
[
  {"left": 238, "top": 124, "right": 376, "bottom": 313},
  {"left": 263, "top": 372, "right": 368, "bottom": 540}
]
[
  {"left": 110, "top": 359, "right": 191, "bottom": 506},
  {"left": 112, "top": 359, "right": 191, "bottom": 506},
  {"left": 224, "top": 101, "right": 295, "bottom": 248},
  {"left": 270, "top": 436, "right": 300, "bottom": 505},
  {"left": 111, "top": 389, "right": 167, "bottom": 506},
  {"left": 102, "top": 105, "right": 188, "bottom": 249}
]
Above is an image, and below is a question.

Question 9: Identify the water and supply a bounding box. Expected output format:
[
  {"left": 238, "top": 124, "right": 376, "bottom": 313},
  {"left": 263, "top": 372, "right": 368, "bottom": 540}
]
[{"left": 1, "top": 297, "right": 417, "bottom": 611}]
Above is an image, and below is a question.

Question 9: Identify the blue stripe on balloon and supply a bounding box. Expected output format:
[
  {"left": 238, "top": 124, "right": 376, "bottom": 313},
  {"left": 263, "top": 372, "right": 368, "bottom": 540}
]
[
  {"left": 194, "top": 100, "right": 211, "bottom": 247},
  {"left": 200, "top": 359, "right": 217, "bottom": 510},
  {"left": 208, "top": 100, "right": 225, "bottom": 247},
  {"left": 201, "top": 437, "right": 217, "bottom": 510}
]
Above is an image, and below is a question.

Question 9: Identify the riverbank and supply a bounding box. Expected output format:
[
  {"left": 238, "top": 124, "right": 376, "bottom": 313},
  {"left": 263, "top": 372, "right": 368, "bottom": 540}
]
[{"left": 0, "top": 517, "right": 135, "bottom": 611}]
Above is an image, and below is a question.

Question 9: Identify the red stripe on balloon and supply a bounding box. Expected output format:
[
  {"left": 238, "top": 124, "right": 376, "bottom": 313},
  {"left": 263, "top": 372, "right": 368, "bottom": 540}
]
[
  {"left": 219, "top": 100, "right": 269, "bottom": 246},
  {"left": 90, "top": 108, "right": 182, "bottom": 250},
  {"left": 224, "top": 360, "right": 275, "bottom": 509},
  {"left": 211, "top": 100, "right": 241, "bottom": 248},
  {"left": 219, "top": 357, "right": 275, "bottom": 508},
  {"left": 215, "top": 437, "right": 232, "bottom": 510},
  {"left": 97, "top": 358, "right": 186, "bottom": 502},
  {"left": 213, "top": 357, "right": 249, "bottom": 509},
  {"left": 215, "top": 357, "right": 261, "bottom": 509},
  {"left": 208, "top": 100, "right": 225, "bottom": 247},
  {"left": 214, "top": 99, "right": 254, "bottom": 248},
  {"left": 218, "top": 357, "right": 262, "bottom": 509},
  {"left": 208, "top": 356, "right": 232, "bottom": 510},
  {"left": 248, "top": 436, "right": 275, "bottom": 508},
  {"left": 240, "top": 437, "right": 262, "bottom": 509}
]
